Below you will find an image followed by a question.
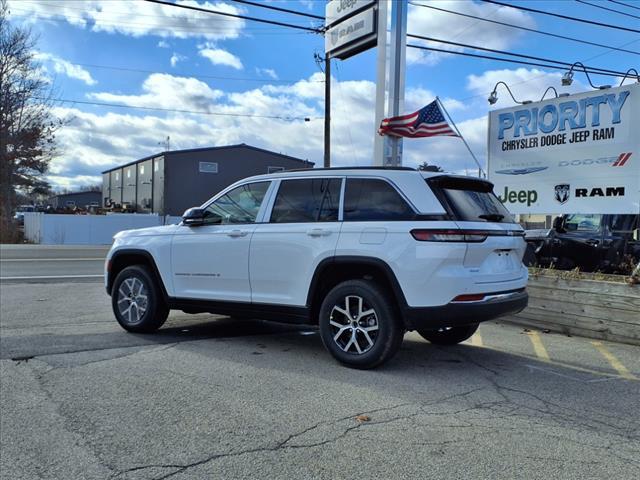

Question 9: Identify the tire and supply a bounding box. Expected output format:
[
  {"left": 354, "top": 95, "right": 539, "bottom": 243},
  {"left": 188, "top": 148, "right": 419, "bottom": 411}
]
[
  {"left": 417, "top": 323, "right": 479, "bottom": 346},
  {"left": 318, "top": 280, "right": 404, "bottom": 369},
  {"left": 111, "top": 265, "right": 169, "bottom": 333}
]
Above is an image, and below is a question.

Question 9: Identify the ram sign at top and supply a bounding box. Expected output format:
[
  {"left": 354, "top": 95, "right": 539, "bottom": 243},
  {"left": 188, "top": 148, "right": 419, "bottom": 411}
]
[{"left": 488, "top": 83, "right": 639, "bottom": 214}]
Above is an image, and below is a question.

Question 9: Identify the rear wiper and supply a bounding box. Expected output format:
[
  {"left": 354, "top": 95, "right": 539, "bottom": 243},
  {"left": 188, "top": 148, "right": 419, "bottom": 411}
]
[{"left": 479, "top": 213, "right": 504, "bottom": 222}]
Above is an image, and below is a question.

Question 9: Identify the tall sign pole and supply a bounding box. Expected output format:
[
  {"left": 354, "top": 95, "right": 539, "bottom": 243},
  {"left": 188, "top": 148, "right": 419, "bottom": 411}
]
[{"left": 373, "top": 0, "right": 407, "bottom": 166}]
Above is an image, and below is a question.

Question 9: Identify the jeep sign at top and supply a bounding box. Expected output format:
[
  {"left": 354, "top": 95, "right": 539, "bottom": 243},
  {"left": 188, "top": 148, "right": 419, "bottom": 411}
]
[{"left": 488, "top": 83, "right": 640, "bottom": 214}]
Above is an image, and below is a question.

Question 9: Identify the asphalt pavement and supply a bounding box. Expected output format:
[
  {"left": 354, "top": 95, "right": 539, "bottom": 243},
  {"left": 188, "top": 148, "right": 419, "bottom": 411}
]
[
  {"left": 0, "top": 244, "right": 109, "bottom": 281},
  {"left": 1, "top": 246, "right": 639, "bottom": 479}
]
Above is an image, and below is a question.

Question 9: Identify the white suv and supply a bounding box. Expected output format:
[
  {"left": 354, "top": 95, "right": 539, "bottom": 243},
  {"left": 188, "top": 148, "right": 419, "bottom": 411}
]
[{"left": 106, "top": 167, "right": 528, "bottom": 368}]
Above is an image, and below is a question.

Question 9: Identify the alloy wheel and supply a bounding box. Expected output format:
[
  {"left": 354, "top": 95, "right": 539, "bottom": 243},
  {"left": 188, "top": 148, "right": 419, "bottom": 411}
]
[
  {"left": 117, "top": 277, "right": 149, "bottom": 325},
  {"left": 329, "top": 295, "right": 379, "bottom": 355}
]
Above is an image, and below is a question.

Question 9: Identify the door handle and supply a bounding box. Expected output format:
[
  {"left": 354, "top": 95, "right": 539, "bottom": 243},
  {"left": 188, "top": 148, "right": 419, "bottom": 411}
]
[
  {"left": 307, "top": 228, "right": 331, "bottom": 237},
  {"left": 585, "top": 239, "right": 599, "bottom": 246},
  {"left": 227, "top": 229, "right": 248, "bottom": 238}
]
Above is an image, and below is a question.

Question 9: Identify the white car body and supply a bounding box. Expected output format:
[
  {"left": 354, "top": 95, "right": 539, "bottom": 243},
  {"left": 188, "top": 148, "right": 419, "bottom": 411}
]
[{"left": 106, "top": 168, "right": 528, "bottom": 332}]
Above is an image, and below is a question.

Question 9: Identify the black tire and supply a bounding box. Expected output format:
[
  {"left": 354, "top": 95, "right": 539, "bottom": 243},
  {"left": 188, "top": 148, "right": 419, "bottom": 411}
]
[
  {"left": 417, "top": 323, "right": 479, "bottom": 345},
  {"left": 111, "top": 265, "right": 169, "bottom": 333},
  {"left": 318, "top": 280, "right": 404, "bottom": 369}
]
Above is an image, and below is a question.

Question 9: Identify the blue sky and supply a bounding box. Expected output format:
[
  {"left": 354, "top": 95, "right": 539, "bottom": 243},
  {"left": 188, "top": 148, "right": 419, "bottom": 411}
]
[{"left": 7, "top": 0, "right": 640, "bottom": 190}]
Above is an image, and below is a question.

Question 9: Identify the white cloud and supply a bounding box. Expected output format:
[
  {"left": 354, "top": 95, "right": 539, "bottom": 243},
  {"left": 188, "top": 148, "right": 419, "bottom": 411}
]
[
  {"left": 87, "top": 73, "right": 224, "bottom": 111},
  {"left": 34, "top": 52, "right": 96, "bottom": 86},
  {"left": 8, "top": 0, "right": 246, "bottom": 40},
  {"left": 170, "top": 53, "right": 187, "bottom": 68},
  {"left": 256, "top": 67, "right": 279, "bottom": 80},
  {"left": 406, "top": 0, "right": 536, "bottom": 66},
  {"left": 198, "top": 46, "right": 243, "bottom": 70},
  {"left": 157, "top": 40, "right": 170, "bottom": 48}
]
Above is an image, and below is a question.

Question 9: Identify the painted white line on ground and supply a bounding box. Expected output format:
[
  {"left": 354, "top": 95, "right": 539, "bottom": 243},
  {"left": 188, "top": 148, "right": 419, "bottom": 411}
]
[
  {"left": 0, "top": 258, "right": 105, "bottom": 262},
  {"left": 0, "top": 274, "right": 104, "bottom": 280}
]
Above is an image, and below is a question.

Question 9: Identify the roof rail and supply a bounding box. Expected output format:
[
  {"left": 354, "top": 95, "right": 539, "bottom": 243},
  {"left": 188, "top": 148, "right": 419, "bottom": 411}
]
[{"left": 285, "top": 166, "right": 416, "bottom": 173}]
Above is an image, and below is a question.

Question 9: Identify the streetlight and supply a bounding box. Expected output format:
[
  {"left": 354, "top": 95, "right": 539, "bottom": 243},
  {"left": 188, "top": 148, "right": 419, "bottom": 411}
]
[
  {"left": 562, "top": 62, "right": 611, "bottom": 90},
  {"left": 487, "top": 81, "right": 532, "bottom": 105}
]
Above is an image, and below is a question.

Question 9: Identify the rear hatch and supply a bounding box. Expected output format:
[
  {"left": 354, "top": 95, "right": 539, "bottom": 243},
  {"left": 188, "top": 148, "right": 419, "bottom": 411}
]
[{"left": 427, "top": 175, "right": 526, "bottom": 285}]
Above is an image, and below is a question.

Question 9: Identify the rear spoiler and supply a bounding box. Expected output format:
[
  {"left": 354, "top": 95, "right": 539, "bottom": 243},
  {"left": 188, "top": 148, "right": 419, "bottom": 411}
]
[{"left": 427, "top": 175, "right": 494, "bottom": 193}]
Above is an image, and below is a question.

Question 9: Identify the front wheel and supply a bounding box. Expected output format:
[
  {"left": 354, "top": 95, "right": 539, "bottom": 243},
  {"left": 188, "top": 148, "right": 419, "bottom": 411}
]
[
  {"left": 111, "top": 265, "right": 169, "bottom": 333},
  {"left": 417, "top": 323, "right": 479, "bottom": 345},
  {"left": 319, "top": 280, "right": 404, "bottom": 369}
]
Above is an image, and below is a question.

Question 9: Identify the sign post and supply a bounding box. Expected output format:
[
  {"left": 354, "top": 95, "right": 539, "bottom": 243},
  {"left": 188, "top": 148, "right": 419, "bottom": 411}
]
[{"left": 487, "top": 83, "right": 640, "bottom": 214}]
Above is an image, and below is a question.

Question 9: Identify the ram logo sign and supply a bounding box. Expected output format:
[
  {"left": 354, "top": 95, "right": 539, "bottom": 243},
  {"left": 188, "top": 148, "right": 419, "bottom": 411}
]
[{"left": 488, "top": 83, "right": 639, "bottom": 214}]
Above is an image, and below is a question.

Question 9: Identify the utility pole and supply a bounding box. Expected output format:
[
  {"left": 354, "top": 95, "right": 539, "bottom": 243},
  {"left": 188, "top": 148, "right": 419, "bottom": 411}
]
[{"left": 324, "top": 55, "right": 331, "bottom": 168}]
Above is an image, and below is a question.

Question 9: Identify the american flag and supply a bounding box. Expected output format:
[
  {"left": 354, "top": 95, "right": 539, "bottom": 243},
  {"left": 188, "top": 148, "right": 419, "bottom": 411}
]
[{"left": 379, "top": 100, "right": 458, "bottom": 138}]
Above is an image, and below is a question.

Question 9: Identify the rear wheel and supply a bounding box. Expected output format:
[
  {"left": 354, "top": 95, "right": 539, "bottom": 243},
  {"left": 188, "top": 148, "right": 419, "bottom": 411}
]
[
  {"left": 112, "top": 265, "right": 169, "bottom": 333},
  {"left": 319, "top": 280, "right": 404, "bottom": 369},
  {"left": 417, "top": 323, "right": 479, "bottom": 345}
]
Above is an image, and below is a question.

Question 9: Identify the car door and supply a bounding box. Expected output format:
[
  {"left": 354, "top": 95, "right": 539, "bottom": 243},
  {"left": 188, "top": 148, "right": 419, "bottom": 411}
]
[
  {"left": 249, "top": 177, "right": 343, "bottom": 306},
  {"left": 171, "top": 181, "right": 272, "bottom": 301},
  {"left": 554, "top": 214, "right": 604, "bottom": 270}
]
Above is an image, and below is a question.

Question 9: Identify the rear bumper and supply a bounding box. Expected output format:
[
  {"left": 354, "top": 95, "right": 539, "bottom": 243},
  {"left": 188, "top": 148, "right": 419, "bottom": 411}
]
[{"left": 402, "top": 288, "right": 528, "bottom": 330}]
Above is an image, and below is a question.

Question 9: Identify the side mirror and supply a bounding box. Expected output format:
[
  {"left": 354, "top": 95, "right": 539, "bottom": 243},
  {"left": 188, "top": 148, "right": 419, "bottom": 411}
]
[
  {"left": 552, "top": 216, "right": 564, "bottom": 233},
  {"left": 182, "top": 207, "right": 206, "bottom": 227}
]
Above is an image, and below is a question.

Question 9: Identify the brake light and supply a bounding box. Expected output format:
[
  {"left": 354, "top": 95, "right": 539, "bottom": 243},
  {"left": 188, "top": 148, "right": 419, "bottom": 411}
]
[{"left": 410, "top": 229, "right": 487, "bottom": 242}]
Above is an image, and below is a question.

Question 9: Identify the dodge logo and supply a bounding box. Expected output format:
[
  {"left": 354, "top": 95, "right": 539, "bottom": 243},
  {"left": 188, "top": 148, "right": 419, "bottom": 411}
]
[{"left": 554, "top": 184, "right": 570, "bottom": 204}]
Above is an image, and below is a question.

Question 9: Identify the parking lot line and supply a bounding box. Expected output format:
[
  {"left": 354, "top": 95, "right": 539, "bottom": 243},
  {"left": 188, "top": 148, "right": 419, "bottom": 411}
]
[
  {"left": 590, "top": 341, "right": 637, "bottom": 380},
  {"left": 470, "top": 331, "right": 483, "bottom": 347},
  {"left": 528, "top": 331, "right": 550, "bottom": 362}
]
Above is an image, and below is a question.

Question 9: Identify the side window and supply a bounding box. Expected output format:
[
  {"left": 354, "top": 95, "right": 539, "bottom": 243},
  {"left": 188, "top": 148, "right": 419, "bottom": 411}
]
[
  {"left": 344, "top": 178, "right": 415, "bottom": 221},
  {"left": 564, "top": 214, "right": 602, "bottom": 232},
  {"left": 203, "top": 182, "right": 269, "bottom": 225},
  {"left": 270, "top": 178, "right": 341, "bottom": 223},
  {"left": 610, "top": 215, "right": 635, "bottom": 232}
]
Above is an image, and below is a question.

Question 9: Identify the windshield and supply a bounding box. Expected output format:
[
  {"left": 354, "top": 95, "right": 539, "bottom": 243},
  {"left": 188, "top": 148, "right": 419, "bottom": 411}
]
[{"left": 427, "top": 176, "right": 514, "bottom": 223}]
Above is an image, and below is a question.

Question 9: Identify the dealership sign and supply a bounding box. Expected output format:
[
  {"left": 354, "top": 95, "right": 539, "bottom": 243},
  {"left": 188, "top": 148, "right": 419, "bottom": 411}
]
[
  {"left": 325, "top": 0, "right": 378, "bottom": 60},
  {"left": 488, "top": 83, "right": 640, "bottom": 214}
]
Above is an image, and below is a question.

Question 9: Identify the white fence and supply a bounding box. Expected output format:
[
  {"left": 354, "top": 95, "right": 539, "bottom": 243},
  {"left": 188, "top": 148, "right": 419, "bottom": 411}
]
[{"left": 23, "top": 213, "right": 182, "bottom": 245}]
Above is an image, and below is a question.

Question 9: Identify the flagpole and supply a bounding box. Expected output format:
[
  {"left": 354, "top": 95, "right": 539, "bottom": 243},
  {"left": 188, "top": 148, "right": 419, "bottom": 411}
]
[{"left": 436, "top": 96, "right": 486, "bottom": 178}]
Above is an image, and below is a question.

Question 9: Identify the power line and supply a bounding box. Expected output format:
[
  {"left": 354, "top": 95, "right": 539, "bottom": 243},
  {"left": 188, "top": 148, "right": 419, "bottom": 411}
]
[
  {"left": 406, "top": 34, "right": 631, "bottom": 78},
  {"left": 144, "top": 0, "right": 321, "bottom": 33},
  {"left": 232, "top": 0, "right": 324, "bottom": 20},
  {"left": 609, "top": 0, "right": 640, "bottom": 11},
  {"left": 481, "top": 0, "right": 640, "bottom": 34},
  {"left": 49, "top": 97, "right": 317, "bottom": 121},
  {"left": 406, "top": 44, "right": 629, "bottom": 79},
  {"left": 40, "top": 60, "right": 323, "bottom": 84},
  {"left": 409, "top": 2, "right": 640, "bottom": 57},
  {"left": 576, "top": 0, "right": 640, "bottom": 19}
]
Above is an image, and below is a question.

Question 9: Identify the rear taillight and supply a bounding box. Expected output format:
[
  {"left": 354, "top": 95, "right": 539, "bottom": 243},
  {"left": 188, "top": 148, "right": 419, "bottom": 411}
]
[
  {"left": 452, "top": 293, "right": 486, "bottom": 302},
  {"left": 410, "top": 229, "right": 487, "bottom": 242},
  {"left": 410, "top": 229, "right": 524, "bottom": 242}
]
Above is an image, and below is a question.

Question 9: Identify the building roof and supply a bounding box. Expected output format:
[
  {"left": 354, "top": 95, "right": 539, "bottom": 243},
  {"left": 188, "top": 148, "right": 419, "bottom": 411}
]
[{"left": 101, "top": 143, "right": 315, "bottom": 174}]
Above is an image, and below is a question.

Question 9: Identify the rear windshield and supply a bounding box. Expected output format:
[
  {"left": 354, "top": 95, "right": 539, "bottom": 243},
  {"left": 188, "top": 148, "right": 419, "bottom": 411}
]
[{"left": 427, "top": 176, "right": 513, "bottom": 223}]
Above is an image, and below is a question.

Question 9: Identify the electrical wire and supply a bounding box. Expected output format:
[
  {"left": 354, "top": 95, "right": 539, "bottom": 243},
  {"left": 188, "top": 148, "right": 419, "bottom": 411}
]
[
  {"left": 409, "top": 2, "right": 640, "bottom": 57},
  {"left": 406, "top": 44, "right": 628, "bottom": 79},
  {"left": 481, "top": 0, "right": 640, "bottom": 34},
  {"left": 48, "top": 97, "right": 317, "bottom": 121},
  {"left": 231, "top": 0, "right": 324, "bottom": 20},
  {"left": 406, "top": 34, "right": 632, "bottom": 78},
  {"left": 576, "top": 0, "right": 640, "bottom": 19},
  {"left": 37, "top": 60, "right": 323, "bottom": 84},
  {"left": 144, "top": 0, "right": 321, "bottom": 33},
  {"left": 609, "top": 0, "right": 640, "bottom": 11}
]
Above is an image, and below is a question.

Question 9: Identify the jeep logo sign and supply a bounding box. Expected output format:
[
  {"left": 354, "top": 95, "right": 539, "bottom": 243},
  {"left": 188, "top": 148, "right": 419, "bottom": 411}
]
[{"left": 488, "top": 83, "right": 640, "bottom": 214}]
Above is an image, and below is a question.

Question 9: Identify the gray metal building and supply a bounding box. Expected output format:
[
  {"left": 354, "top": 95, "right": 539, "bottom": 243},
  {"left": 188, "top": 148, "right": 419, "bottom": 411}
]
[
  {"left": 48, "top": 191, "right": 101, "bottom": 209},
  {"left": 101, "top": 144, "right": 314, "bottom": 216}
]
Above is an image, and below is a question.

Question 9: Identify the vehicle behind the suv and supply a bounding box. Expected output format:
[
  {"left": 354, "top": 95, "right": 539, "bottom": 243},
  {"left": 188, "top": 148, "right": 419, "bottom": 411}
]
[{"left": 105, "top": 168, "right": 528, "bottom": 368}]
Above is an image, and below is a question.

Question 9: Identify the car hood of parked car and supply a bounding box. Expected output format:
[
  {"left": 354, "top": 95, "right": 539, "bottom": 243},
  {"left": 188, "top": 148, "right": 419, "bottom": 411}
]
[{"left": 114, "top": 224, "right": 179, "bottom": 239}]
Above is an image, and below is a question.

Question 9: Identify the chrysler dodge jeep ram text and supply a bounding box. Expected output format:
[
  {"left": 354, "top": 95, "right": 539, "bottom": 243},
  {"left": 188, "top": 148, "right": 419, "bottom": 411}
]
[{"left": 105, "top": 168, "right": 528, "bottom": 368}]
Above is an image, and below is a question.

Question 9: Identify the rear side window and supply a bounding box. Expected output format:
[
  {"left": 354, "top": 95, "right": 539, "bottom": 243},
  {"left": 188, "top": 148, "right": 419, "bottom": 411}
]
[
  {"left": 344, "top": 178, "right": 415, "bottom": 221},
  {"left": 270, "top": 178, "right": 341, "bottom": 223},
  {"left": 428, "top": 177, "right": 512, "bottom": 223}
]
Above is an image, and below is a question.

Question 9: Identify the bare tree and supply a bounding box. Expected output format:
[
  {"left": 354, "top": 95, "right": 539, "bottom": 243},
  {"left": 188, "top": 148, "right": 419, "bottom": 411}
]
[
  {"left": 0, "top": 0, "right": 61, "bottom": 233},
  {"left": 417, "top": 161, "right": 444, "bottom": 172}
]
